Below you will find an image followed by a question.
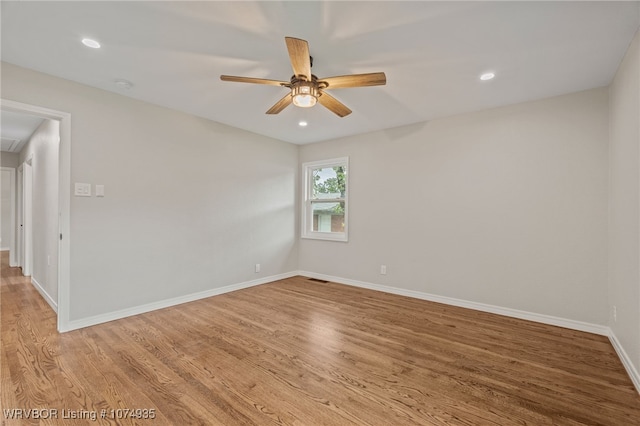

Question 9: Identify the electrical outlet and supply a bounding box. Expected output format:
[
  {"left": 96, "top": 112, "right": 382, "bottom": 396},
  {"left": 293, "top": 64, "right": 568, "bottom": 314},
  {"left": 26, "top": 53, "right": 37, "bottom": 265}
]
[
  {"left": 613, "top": 306, "right": 617, "bottom": 322},
  {"left": 380, "top": 264, "right": 387, "bottom": 275},
  {"left": 255, "top": 263, "right": 261, "bottom": 273}
]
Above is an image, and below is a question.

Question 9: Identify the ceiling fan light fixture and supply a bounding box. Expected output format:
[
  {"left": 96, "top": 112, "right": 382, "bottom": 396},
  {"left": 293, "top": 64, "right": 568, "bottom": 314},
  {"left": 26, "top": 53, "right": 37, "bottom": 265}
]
[
  {"left": 292, "top": 82, "right": 318, "bottom": 108},
  {"left": 293, "top": 94, "right": 316, "bottom": 108}
]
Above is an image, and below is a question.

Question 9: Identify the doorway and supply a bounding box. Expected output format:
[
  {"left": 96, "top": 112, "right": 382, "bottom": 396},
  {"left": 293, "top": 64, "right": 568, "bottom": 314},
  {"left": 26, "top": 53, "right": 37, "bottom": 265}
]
[
  {"left": 1, "top": 99, "right": 71, "bottom": 332},
  {"left": 0, "top": 167, "right": 16, "bottom": 265}
]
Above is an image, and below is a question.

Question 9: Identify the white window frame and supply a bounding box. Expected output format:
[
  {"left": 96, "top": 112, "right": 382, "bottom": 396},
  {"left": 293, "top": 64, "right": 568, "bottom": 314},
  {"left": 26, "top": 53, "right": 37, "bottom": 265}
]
[{"left": 301, "top": 157, "right": 349, "bottom": 242}]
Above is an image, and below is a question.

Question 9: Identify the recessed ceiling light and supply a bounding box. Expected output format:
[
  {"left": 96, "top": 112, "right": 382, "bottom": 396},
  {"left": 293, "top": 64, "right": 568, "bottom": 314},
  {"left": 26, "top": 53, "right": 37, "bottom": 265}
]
[
  {"left": 480, "top": 72, "right": 495, "bottom": 81},
  {"left": 81, "top": 38, "right": 101, "bottom": 49},
  {"left": 298, "top": 120, "right": 308, "bottom": 127}
]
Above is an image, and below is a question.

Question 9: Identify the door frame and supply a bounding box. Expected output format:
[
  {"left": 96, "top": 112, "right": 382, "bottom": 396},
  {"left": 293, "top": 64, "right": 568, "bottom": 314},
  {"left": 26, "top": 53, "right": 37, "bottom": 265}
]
[
  {"left": 16, "top": 165, "right": 23, "bottom": 269},
  {"left": 1, "top": 99, "right": 71, "bottom": 332},
  {"left": 22, "top": 156, "right": 33, "bottom": 277}
]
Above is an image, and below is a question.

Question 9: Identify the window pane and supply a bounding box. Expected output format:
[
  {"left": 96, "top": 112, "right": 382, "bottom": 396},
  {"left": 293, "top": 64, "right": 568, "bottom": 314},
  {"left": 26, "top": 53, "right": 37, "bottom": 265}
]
[
  {"left": 312, "top": 166, "right": 346, "bottom": 199},
  {"left": 312, "top": 201, "right": 345, "bottom": 233}
]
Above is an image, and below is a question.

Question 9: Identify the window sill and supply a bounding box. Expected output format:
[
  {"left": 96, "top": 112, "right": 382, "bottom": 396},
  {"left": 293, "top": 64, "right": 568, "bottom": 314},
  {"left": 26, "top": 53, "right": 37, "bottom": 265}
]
[{"left": 301, "top": 233, "right": 348, "bottom": 242}]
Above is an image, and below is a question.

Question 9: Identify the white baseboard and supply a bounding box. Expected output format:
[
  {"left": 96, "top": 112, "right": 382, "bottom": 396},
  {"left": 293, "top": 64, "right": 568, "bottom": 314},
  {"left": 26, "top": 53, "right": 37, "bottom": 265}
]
[
  {"left": 608, "top": 331, "right": 640, "bottom": 394},
  {"left": 62, "top": 271, "right": 299, "bottom": 332},
  {"left": 31, "top": 277, "right": 58, "bottom": 313},
  {"left": 298, "top": 271, "right": 610, "bottom": 336}
]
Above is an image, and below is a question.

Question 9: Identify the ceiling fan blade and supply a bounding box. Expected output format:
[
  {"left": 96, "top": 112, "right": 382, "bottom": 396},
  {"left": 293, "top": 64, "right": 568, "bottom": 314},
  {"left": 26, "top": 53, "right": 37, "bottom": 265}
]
[
  {"left": 285, "top": 37, "right": 311, "bottom": 80},
  {"left": 220, "top": 75, "right": 289, "bottom": 86},
  {"left": 320, "top": 72, "right": 387, "bottom": 89},
  {"left": 317, "top": 92, "right": 352, "bottom": 117},
  {"left": 266, "top": 93, "right": 293, "bottom": 114}
]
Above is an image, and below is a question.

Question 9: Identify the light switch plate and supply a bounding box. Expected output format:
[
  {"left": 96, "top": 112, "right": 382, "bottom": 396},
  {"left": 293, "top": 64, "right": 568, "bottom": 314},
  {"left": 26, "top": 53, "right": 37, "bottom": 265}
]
[
  {"left": 95, "top": 185, "right": 105, "bottom": 197},
  {"left": 74, "top": 183, "right": 91, "bottom": 197}
]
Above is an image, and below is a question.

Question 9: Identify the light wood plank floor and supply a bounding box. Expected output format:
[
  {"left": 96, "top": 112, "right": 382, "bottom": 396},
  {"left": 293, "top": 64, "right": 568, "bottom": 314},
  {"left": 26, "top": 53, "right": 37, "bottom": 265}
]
[{"left": 2, "top": 252, "right": 640, "bottom": 425}]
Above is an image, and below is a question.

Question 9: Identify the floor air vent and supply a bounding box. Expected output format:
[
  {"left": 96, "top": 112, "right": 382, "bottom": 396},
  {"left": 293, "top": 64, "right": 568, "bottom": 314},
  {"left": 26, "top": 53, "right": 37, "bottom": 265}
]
[{"left": 307, "top": 278, "right": 329, "bottom": 283}]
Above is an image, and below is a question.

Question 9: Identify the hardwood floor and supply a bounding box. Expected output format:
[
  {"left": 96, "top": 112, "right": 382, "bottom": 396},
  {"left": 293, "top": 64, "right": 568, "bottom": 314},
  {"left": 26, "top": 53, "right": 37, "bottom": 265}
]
[{"left": 2, "top": 252, "right": 640, "bottom": 425}]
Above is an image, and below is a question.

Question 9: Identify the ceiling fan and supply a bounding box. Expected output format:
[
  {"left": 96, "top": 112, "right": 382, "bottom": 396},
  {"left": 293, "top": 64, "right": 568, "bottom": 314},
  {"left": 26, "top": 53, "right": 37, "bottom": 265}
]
[{"left": 220, "top": 37, "right": 386, "bottom": 117}]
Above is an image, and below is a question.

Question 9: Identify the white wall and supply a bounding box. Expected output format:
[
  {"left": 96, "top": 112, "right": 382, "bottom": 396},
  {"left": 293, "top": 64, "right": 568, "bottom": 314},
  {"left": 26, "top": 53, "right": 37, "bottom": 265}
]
[
  {"left": 18, "top": 119, "right": 60, "bottom": 306},
  {"left": 1, "top": 62, "right": 299, "bottom": 323},
  {"left": 0, "top": 169, "right": 12, "bottom": 250},
  {"left": 609, "top": 28, "right": 640, "bottom": 379},
  {"left": 300, "top": 88, "right": 609, "bottom": 325}
]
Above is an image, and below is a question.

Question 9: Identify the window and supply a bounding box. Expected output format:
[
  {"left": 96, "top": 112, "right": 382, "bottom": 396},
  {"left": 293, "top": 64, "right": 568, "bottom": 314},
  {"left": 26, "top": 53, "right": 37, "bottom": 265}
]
[{"left": 301, "top": 157, "right": 348, "bottom": 241}]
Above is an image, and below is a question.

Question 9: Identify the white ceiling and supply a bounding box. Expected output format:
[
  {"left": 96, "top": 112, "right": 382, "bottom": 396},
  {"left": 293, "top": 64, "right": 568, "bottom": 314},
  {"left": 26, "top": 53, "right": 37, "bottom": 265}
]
[
  {"left": 1, "top": 1, "right": 638, "bottom": 145},
  {"left": 0, "top": 110, "right": 44, "bottom": 153}
]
